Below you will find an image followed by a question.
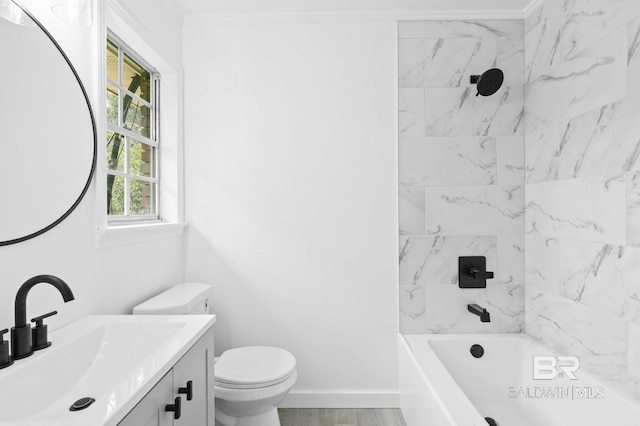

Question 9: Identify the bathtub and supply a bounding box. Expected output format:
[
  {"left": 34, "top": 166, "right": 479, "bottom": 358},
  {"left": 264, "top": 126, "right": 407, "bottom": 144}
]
[{"left": 398, "top": 334, "right": 640, "bottom": 426}]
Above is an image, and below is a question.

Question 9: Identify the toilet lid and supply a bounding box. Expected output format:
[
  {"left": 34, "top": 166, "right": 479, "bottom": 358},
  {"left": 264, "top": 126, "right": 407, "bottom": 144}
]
[{"left": 215, "top": 346, "right": 296, "bottom": 388}]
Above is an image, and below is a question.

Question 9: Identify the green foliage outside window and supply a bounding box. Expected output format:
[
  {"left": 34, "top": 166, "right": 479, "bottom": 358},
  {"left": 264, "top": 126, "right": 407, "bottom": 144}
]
[{"left": 106, "top": 37, "right": 157, "bottom": 218}]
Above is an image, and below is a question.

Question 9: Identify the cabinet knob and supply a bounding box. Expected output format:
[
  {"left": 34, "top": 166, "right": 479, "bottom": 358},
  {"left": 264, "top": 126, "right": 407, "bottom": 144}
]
[
  {"left": 165, "top": 396, "right": 181, "bottom": 419},
  {"left": 178, "top": 380, "right": 193, "bottom": 401}
]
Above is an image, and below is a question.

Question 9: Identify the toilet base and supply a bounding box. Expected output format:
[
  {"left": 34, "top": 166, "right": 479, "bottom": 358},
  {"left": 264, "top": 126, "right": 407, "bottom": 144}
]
[
  {"left": 215, "top": 405, "right": 280, "bottom": 426},
  {"left": 213, "top": 369, "right": 296, "bottom": 426}
]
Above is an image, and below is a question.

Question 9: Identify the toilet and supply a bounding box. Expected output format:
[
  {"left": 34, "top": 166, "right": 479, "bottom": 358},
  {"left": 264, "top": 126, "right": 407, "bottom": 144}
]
[{"left": 132, "top": 283, "right": 297, "bottom": 426}]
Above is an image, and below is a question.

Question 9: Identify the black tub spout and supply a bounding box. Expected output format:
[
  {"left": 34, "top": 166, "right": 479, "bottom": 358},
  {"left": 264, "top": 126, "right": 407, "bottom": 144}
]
[{"left": 468, "top": 304, "right": 490, "bottom": 322}]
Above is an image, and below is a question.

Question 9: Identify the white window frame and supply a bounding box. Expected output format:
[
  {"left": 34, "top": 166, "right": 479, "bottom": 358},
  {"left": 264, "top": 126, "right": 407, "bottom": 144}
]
[
  {"left": 96, "top": 0, "right": 186, "bottom": 248},
  {"left": 106, "top": 32, "right": 161, "bottom": 224}
]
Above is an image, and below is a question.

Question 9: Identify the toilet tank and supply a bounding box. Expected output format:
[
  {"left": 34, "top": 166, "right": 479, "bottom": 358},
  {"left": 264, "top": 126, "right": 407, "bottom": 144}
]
[{"left": 132, "top": 283, "right": 212, "bottom": 315}]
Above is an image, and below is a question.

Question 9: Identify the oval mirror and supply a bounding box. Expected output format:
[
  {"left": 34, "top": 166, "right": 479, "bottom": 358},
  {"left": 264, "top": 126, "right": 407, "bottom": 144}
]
[{"left": 0, "top": 1, "right": 96, "bottom": 246}]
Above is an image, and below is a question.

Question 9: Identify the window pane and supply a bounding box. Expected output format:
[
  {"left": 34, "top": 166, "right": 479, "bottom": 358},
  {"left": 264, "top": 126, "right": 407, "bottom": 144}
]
[
  {"left": 107, "top": 174, "right": 125, "bottom": 215},
  {"left": 107, "top": 35, "right": 159, "bottom": 220},
  {"left": 129, "top": 139, "right": 155, "bottom": 178},
  {"left": 122, "top": 94, "right": 151, "bottom": 138},
  {"left": 123, "top": 53, "right": 151, "bottom": 102},
  {"left": 106, "top": 40, "right": 119, "bottom": 83},
  {"left": 130, "top": 179, "right": 156, "bottom": 215},
  {"left": 106, "top": 131, "right": 125, "bottom": 172},
  {"left": 107, "top": 84, "right": 119, "bottom": 124}
]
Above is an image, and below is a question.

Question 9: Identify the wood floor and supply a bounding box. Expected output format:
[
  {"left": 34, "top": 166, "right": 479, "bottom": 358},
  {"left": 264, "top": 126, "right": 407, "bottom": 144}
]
[{"left": 278, "top": 409, "right": 407, "bottom": 426}]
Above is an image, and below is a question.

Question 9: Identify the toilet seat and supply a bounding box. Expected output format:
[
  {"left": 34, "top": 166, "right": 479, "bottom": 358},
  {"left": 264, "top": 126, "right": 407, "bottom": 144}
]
[{"left": 215, "top": 346, "right": 296, "bottom": 390}]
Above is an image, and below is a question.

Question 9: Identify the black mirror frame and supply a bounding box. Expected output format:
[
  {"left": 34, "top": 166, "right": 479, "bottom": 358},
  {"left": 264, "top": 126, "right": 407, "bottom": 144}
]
[{"left": 0, "top": 2, "right": 97, "bottom": 246}]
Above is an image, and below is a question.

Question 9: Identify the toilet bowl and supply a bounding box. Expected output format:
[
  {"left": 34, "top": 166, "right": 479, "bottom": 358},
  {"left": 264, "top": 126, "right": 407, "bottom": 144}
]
[
  {"left": 214, "top": 346, "right": 297, "bottom": 426},
  {"left": 132, "top": 283, "right": 296, "bottom": 426}
]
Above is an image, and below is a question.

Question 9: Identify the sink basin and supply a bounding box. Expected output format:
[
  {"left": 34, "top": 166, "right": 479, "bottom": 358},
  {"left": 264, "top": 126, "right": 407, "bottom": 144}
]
[{"left": 0, "top": 314, "right": 215, "bottom": 426}]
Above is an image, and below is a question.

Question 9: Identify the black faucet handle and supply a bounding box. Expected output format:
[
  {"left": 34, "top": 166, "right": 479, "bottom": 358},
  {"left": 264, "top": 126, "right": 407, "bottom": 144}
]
[
  {"left": 468, "top": 268, "right": 494, "bottom": 280},
  {"left": 0, "top": 329, "right": 12, "bottom": 369},
  {"left": 31, "top": 311, "right": 57, "bottom": 327},
  {"left": 30, "top": 311, "right": 56, "bottom": 351}
]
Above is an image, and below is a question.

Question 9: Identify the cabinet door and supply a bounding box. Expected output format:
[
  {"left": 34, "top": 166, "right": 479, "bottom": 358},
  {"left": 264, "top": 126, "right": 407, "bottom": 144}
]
[
  {"left": 173, "top": 332, "right": 209, "bottom": 426},
  {"left": 118, "top": 371, "right": 174, "bottom": 426}
]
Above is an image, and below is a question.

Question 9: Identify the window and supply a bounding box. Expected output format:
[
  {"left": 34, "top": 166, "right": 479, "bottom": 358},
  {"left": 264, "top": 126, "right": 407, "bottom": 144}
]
[{"left": 106, "top": 34, "right": 159, "bottom": 222}]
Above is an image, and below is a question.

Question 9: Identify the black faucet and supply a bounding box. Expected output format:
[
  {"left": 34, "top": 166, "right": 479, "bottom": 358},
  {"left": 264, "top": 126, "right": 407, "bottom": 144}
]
[
  {"left": 468, "top": 304, "right": 490, "bottom": 322},
  {"left": 11, "top": 275, "right": 74, "bottom": 360}
]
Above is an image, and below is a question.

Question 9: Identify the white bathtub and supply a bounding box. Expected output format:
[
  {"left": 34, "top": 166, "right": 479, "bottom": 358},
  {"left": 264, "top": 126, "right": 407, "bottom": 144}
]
[{"left": 398, "top": 334, "right": 640, "bottom": 426}]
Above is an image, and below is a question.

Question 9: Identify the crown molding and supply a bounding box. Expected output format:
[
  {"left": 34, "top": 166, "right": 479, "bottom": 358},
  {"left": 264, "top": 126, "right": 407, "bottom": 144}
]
[
  {"left": 107, "top": 0, "right": 154, "bottom": 40},
  {"left": 109, "top": 0, "right": 182, "bottom": 27},
  {"left": 106, "top": 0, "right": 181, "bottom": 69},
  {"left": 522, "top": 0, "right": 543, "bottom": 18},
  {"left": 184, "top": 9, "right": 529, "bottom": 24}
]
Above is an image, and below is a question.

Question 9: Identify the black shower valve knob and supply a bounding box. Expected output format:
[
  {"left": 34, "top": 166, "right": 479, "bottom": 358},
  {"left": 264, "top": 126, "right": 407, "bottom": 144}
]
[{"left": 468, "top": 267, "right": 494, "bottom": 280}]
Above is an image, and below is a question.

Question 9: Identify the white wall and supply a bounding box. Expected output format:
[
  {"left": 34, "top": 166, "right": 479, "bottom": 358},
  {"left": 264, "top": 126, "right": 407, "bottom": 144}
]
[
  {"left": 0, "top": 0, "right": 185, "bottom": 332},
  {"left": 183, "top": 20, "right": 399, "bottom": 406}
]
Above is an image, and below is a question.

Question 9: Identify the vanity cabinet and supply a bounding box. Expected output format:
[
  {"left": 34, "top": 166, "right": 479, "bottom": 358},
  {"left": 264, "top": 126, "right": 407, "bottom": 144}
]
[
  {"left": 118, "top": 327, "right": 215, "bottom": 426},
  {"left": 117, "top": 372, "right": 174, "bottom": 426},
  {"left": 173, "top": 332, "right": 209, "bottom": 426}
]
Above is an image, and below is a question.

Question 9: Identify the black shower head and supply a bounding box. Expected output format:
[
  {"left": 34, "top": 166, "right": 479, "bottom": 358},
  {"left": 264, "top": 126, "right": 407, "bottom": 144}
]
[{"left": 470, "top": 68, "right": 504, "bottom": 97}]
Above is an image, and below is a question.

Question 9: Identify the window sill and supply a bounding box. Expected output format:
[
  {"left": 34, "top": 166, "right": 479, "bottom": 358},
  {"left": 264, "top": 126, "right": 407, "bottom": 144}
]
[{"left": 96, "top": 221, "right": 187, "bottom": 249}]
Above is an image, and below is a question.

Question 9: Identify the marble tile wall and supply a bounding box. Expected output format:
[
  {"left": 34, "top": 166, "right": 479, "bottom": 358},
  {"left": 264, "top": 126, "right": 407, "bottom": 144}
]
[
  {"left": 398, "top": 20, "right": 525, "bottom": 334},
  {"left": 524, "top": 0, "right": 640, "bottom": 401}
]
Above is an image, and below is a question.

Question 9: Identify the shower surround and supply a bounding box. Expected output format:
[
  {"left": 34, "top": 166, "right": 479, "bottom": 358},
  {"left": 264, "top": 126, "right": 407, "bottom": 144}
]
[
  {"left": 398, "top": 20, "right": 526, "bottom": 334},
  {"left": 399, "top": 0, "right": 640, "bottom": 402},
  {"left": 524, "top": 0, "right": 640, "bottom": 400}
]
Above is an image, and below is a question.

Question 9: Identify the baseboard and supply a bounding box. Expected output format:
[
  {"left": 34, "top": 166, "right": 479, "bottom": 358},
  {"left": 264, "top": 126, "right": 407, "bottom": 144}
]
[{"left": 280, "top": 391, "right": 400, "bottom": 408}]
